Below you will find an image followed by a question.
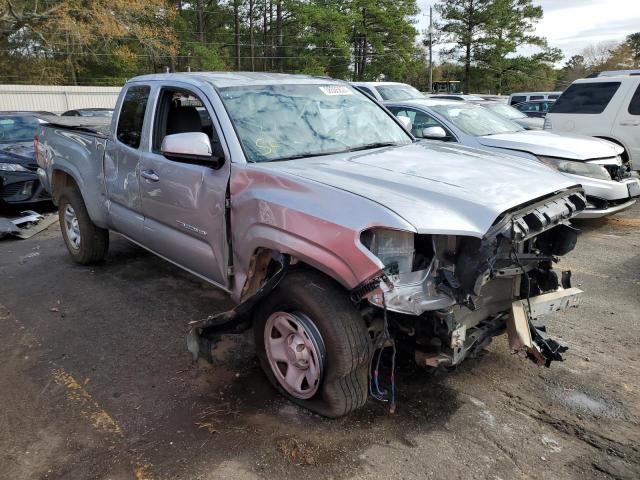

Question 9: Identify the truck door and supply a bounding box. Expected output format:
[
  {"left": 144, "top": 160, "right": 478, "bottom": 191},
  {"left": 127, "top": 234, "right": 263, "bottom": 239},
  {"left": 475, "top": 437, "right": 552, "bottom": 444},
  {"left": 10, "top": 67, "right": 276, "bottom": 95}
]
[
  {"left": 104, "top": 85, "right": 151, "bottom": 241},
  {"left": 615, "top": 80, "right": 640, "bottom": 169},
  {"left": 138, "top": 86, "right": 231, "bottom": 289}
]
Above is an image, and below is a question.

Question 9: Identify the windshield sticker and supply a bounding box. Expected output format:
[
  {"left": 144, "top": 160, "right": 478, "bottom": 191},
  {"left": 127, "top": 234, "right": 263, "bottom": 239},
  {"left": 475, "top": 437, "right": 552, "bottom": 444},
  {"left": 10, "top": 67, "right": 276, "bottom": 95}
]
[
  {"left": 0, "top": 119, "right": 15, "bottom": 125},
  {"left": 318, "top": 85, "right": 353, "bottom": 96}
]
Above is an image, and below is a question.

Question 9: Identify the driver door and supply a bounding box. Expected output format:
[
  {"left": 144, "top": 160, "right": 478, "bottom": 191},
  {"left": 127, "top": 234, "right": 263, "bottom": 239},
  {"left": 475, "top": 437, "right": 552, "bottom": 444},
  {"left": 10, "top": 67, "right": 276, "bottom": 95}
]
[{"left": 139, "top": 86, "right": 231, "bottom": 288}]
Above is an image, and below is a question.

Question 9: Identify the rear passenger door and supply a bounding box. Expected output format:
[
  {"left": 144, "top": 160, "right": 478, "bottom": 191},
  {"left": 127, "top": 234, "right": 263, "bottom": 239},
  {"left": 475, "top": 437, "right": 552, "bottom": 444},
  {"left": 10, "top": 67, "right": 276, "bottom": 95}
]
[
  {"left": 615, "top": 80, "right": 640, "bottom": 168},
  {"left": 138, "top": 85, "right": 231, "bottom": 288},
  {"left": 104, "top": 84, "right": 151, "bottom": 241}
]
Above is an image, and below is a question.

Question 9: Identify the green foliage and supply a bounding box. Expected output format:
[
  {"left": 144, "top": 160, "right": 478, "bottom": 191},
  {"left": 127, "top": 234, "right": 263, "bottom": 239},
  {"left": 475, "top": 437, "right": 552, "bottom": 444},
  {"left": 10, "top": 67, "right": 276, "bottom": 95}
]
[{"left": 434, "top": 0, "right": 557, "bottom": 93}]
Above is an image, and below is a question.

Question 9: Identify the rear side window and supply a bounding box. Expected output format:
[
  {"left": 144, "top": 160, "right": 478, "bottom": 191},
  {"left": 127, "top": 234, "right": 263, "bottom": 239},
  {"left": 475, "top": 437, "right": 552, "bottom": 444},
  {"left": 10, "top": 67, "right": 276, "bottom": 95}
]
[
  {"left": 116, "top": 86, "right": 150, "bottom": 148},
  {"left": 552, "top": 82, "right": 620, "bottom": 114},
  {"left": 510, "top": 95, "right": 526, "bottom": 105},
  {"left": 548, "top": 94, "right": 560, "bottom": 99},
  {"left": 629, "top": 84, "right": 640, "bottom": 115}
]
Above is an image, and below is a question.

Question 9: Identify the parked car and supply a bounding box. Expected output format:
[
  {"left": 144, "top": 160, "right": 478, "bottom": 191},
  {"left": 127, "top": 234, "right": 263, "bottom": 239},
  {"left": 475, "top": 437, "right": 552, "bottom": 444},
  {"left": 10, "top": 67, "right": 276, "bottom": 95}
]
[
  {"left": 469, "top": 100, "right": 544, "bottom": 130},
  {"left": 509, "top": 91, "right": 562, "bottom": 105},
  {"left": 385, "top": 99, "right": 640, "bottom": 218},
  {"left": 544, "top": 71, "right": 640, "bottom": 170},
  {"left": 0, "top": 112, "right": 50, "bottom": 207},
  {"left": 513, "top": 99, "right": 556, "bottom": 118},
  {"left": 351, "top": 81, "right": 425, "bottom": 101},
  {"left": 38, "top": 73, "right": 586, "bottom": 417},
  {"left": 425, "top": 94, "right": 486, "bottom": 101},
  {"left": 62, "top": 108, "right": 114, "bottom": 117}
]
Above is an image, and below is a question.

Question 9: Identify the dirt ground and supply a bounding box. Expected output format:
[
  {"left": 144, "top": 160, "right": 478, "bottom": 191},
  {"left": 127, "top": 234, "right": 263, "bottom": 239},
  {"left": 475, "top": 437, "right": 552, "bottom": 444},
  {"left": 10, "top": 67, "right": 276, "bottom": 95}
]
[{"left": 0, "top": 204, "right": 639, "bottom": 480}]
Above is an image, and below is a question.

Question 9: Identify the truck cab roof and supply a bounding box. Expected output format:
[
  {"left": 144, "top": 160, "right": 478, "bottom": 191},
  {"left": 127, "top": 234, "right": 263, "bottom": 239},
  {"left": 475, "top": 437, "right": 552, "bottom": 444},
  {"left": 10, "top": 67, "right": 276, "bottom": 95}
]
[{"left": 128, "top": 72, "right": 345, "bottom": 89}]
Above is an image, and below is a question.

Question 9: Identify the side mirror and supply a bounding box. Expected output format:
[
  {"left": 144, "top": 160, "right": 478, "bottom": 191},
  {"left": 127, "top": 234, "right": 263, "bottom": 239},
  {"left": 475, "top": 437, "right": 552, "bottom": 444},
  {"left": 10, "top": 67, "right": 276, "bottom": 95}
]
[
  {"left": 422, "top": 126, "right": 448, "bottom": 140},
  {"left": 397, "top": 116, "right": 412, "bottom": 129},
  {"left": 161, "top": 132, "right": 224, "bottom": 167}
]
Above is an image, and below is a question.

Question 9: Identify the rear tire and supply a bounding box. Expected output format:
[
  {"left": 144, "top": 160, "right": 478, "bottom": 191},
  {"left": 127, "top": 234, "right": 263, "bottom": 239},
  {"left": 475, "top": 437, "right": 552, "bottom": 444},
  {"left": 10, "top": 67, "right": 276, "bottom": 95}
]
[
  {"left": 58, "top": 186, "right": 109, "bottom": 264},
  {"left": 254, "top": 269, "right": 371, "bottom": 418}
]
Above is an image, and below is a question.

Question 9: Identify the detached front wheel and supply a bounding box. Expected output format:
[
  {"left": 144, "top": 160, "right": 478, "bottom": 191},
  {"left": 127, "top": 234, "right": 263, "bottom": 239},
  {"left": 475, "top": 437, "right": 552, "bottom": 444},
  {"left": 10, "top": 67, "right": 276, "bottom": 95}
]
[
  {"left": 255, "top": 269, "right": 371, "bottom": 417},
  {"left": 58, "top": 186, "right": 109, "bottom": 264}
]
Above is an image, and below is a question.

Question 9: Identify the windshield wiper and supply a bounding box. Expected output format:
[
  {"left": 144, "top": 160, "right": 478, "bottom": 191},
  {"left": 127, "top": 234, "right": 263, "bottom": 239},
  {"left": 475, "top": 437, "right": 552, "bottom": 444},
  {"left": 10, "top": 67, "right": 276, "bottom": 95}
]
[
  {"left": 346, "top": 141, "right": 402, "bottom": 152},
  {"left": 267, "top": 149, "right": 347, "bottom": 162}
]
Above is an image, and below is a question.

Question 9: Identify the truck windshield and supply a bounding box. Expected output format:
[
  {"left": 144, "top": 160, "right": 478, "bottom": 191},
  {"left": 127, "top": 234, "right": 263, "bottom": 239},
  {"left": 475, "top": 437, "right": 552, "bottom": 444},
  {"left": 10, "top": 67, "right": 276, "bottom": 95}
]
[
  {"left": 430, "top": 103, "right": 524, "bottom": 137},
  {"left": 0, "top": 115, "right": 40, "bottom": 143},
  {"left": 218, "top": 84, "right": 412, "bottom": 162}
]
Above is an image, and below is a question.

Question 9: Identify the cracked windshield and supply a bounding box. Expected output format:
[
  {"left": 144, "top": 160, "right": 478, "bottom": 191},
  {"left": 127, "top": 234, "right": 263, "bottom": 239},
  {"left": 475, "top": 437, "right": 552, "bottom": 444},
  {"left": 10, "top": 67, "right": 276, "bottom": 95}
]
[{"left": 219, "top": 84, "right": 412, "bottom": 162}]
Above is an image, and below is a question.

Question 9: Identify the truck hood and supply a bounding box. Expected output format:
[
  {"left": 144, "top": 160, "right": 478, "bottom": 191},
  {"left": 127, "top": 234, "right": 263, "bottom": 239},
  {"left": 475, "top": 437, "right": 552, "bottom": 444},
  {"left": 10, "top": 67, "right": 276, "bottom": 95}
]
[
  {"left": 259, "top": 142, "right": 579, "bottom": 237},
  {"left": 477, "top": 130, "right": 623, "bottom": 161}
]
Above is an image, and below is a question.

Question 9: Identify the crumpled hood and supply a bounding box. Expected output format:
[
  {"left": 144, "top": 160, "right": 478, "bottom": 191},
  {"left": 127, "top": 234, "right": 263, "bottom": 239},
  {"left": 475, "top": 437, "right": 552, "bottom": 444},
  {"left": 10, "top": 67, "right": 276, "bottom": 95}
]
[
  {"left": 477, "top": 130, "right": 623, "bottom": 160},
  {"left": 0, "top": 141, "right": 35, "bottom": 166},
  {"left": 258, "top": 142, "right": 579, "bottom": 237}
]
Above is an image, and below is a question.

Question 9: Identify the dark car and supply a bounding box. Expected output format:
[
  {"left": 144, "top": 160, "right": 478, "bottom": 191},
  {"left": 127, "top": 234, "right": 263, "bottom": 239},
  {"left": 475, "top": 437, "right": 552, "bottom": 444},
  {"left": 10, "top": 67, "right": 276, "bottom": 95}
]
[
  {"left": 0, "top": 113, "right": 50, "bottom": 207},
  {"left": 62, "top": 108, "right": 113, "bottom": 118},
  {"left": 513, "top": 99, "right": 556, "bottom": 118}
]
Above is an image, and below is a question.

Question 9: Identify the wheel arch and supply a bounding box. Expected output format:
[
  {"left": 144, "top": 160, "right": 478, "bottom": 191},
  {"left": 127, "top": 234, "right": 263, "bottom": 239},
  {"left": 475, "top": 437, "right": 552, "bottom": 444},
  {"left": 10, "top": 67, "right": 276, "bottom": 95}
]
[
  {"left": 593, "top": 136, "right": 630, "bottom": 162},
  {"left": 51, "top": 166, "right": 110, "bottom": 228}
]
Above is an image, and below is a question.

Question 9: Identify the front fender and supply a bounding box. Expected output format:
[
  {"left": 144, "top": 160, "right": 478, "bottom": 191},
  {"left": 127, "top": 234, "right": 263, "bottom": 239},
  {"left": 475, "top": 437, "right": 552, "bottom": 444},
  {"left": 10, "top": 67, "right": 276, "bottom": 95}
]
[
  {"left": 232, "top": 222, "right": 383, "bottom": 299},
  {"left": 229, "top": 164, "right": 416, "bottom": 302}
]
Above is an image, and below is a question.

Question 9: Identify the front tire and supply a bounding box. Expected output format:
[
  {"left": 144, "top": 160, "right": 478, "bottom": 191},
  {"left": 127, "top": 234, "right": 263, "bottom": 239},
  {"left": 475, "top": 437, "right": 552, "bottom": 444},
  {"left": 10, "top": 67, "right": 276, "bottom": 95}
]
[
  {"left": 254, "top": 269, "right": 371, "bottom": 418},
  {"left": 58, "top": 186, "right": 109, "bottom": 264}
]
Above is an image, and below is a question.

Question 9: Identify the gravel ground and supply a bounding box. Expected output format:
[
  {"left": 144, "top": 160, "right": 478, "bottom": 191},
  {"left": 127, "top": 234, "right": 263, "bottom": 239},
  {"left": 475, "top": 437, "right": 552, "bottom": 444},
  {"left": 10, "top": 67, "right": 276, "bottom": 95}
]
[{"left": 0, "top": 204, "right": 638, "bottom": 480}]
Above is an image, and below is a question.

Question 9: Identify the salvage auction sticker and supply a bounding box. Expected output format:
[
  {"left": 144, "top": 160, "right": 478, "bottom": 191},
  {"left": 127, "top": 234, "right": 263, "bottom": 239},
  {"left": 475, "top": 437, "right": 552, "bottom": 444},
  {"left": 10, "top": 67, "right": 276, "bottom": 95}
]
[{"left": 319, "top": 85, "right": 353, "bottom": 96}]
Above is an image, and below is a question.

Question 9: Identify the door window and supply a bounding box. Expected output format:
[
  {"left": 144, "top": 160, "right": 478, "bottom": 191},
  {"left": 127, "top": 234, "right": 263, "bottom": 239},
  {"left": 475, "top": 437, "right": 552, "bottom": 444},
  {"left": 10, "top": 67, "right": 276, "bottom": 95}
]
[
  {"left": 388, "top": 107, "right": 446, "bottom": 138},
  {"left": 552, "top": 82, "right": 621, "bottom": 114},
  {"left": 510, "top": 95, "right": 526, "bottom": 105},
  {"left": 116, "top": 86, "right": 150, "bottom": 149},
  {"left": 628, "top": 84, "right": 640, "bottom": 115},
  {"left": 152, "top": 88, "right": 220, "bottom": 155},
  {"left": 529, "top": 95, "right": 544, "bottom": 100}
]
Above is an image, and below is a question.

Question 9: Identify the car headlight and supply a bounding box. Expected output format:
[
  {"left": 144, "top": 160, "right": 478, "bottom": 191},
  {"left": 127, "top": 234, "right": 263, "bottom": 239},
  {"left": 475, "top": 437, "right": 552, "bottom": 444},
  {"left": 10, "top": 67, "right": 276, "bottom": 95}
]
[
  {"left": 537, "top": 156, "right": 611, "bottom": 181},
  {"left": 360, "top": 228, "right": 415, "bottom": 275},
  {"left": 0, "top": 163, "right": 29, "bottom": 172}
]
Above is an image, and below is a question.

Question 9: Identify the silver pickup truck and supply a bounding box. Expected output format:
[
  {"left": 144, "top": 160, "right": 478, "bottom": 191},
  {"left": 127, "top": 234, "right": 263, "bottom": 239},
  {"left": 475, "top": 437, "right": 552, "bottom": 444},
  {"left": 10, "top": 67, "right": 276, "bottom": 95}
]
[{"left": 36, "top": 73, "right": 587, "bottom": 417}]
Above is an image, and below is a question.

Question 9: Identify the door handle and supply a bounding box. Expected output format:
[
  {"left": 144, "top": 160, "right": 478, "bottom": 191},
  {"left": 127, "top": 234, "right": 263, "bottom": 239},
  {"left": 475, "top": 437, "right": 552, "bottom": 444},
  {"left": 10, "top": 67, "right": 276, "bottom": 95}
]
[
  {"left": 141, "top": 169, "right": 159, "bottom": 182},
  {"left": 620, "top": 122, "right": 640, "bottom": 126}
]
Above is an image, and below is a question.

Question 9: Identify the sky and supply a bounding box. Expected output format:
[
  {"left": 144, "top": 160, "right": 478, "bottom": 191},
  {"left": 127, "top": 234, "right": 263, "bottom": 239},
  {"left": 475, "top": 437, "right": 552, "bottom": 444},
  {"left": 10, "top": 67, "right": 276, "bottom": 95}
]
[{"left": 416, "top": 0, "right": 640, "bottom": 65}]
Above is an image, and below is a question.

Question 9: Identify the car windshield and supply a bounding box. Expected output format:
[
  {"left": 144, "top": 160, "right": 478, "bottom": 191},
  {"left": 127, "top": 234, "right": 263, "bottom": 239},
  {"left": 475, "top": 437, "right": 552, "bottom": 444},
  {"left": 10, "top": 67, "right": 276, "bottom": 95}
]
[
  {"left": 80, "top": 110, "right": 113, "bottom": 117},
  {"left": 483, "top": 103, "right": 527, "bottom": 120},
  {"left": 429, "top": 103, "right": 524, "bottom": 136},
  {"left": 218, "top": 84, "right": 412, "bottom": 162},
  {"left": 375, "top": 84, "right": 425, "bottom": 101},
  {"left": 0, "top": 115, "right": 40, "bottom": 143}
]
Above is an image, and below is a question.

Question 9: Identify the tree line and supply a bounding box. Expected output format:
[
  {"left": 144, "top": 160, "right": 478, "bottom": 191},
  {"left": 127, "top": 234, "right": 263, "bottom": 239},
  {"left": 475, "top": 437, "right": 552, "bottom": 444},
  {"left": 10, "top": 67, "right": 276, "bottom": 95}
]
[{"left": 0, "top": 0, "right": 637, "bottom": 93}]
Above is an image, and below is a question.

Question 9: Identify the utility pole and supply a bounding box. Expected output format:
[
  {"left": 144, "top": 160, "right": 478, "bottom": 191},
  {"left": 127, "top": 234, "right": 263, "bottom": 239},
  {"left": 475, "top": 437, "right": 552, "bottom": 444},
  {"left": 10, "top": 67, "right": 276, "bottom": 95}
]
[{"left": 428, "top": 7, "right": 434, "bottom": 93}]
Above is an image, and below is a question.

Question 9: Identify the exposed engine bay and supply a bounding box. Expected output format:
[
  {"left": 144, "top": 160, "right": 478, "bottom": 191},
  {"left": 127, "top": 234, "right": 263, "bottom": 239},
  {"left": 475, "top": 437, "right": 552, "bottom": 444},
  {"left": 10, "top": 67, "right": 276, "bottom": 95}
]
[{"left": 355, "top": 188, "right": 587, "bottom": 370}]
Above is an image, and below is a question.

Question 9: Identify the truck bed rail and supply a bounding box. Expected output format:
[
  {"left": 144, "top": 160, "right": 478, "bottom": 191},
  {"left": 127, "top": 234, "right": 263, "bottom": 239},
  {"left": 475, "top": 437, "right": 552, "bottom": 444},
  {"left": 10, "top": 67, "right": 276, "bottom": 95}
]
[{"left": 37, "top": 115, "right": 111, "bottom": 138}]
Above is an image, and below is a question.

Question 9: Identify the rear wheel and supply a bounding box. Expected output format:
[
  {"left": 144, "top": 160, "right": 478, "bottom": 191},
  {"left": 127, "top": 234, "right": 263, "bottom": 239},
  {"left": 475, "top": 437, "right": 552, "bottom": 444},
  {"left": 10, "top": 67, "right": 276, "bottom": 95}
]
[
  {"left": 58, "top": 186, "right": 109, "bottom": 264},
  {"left": 254, "top": 269, "right": 371, "bottom": 417}
]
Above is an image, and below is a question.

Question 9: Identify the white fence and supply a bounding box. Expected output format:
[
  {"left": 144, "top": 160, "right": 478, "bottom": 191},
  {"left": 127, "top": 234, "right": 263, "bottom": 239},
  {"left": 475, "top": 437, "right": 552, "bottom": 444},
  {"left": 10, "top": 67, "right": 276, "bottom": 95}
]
[{"left": 0, "top": 85, "right": 121, "bottom": 114}]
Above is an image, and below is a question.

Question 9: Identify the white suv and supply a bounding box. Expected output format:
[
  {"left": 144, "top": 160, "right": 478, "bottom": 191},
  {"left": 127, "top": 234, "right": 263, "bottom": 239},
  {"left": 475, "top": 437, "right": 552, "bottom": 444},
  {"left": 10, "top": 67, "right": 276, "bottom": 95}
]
[{"left": 545, "top": 71, "right": 640, "bottom": 170}]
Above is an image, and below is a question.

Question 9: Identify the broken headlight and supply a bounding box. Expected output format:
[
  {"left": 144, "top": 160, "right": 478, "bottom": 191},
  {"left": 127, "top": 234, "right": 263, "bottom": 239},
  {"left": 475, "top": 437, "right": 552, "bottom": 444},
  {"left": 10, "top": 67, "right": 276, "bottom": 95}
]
[
  {"left": 0, "top": 163, "right": 29, "bottom": 172},
  {"left": 538, "top": 156, "right": 610, "bottom": 181},
  {"left": 360, "top": 229, "right": 415, "bottom": 275}
]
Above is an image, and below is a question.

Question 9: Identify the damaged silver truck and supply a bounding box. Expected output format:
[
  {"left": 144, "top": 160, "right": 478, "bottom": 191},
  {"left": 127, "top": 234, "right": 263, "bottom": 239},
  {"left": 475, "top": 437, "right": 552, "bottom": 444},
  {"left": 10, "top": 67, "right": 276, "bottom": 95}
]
[{"left": 36, "top": 73, "right": 587, "bottom": 417}]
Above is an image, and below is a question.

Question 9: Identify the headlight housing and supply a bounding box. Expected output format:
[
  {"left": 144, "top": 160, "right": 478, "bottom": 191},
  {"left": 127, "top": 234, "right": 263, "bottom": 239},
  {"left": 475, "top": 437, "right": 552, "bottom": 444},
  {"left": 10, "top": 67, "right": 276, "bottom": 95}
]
[
  {"left": 0, "top": 163, "right": 29, "bottom": 172},
  {"left": 360, "top": 228, "right": 414, "bottom": 275},
  {"left": 538, "top": 156, "right": 611, "bottom": 181}
]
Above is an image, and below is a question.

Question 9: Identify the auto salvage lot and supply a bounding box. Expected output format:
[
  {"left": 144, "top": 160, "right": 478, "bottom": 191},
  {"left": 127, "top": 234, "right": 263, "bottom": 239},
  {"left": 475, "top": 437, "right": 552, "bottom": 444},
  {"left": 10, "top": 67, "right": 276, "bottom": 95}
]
[{"left": 1, "top": 205, "right": 639, "bottom": 480}]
